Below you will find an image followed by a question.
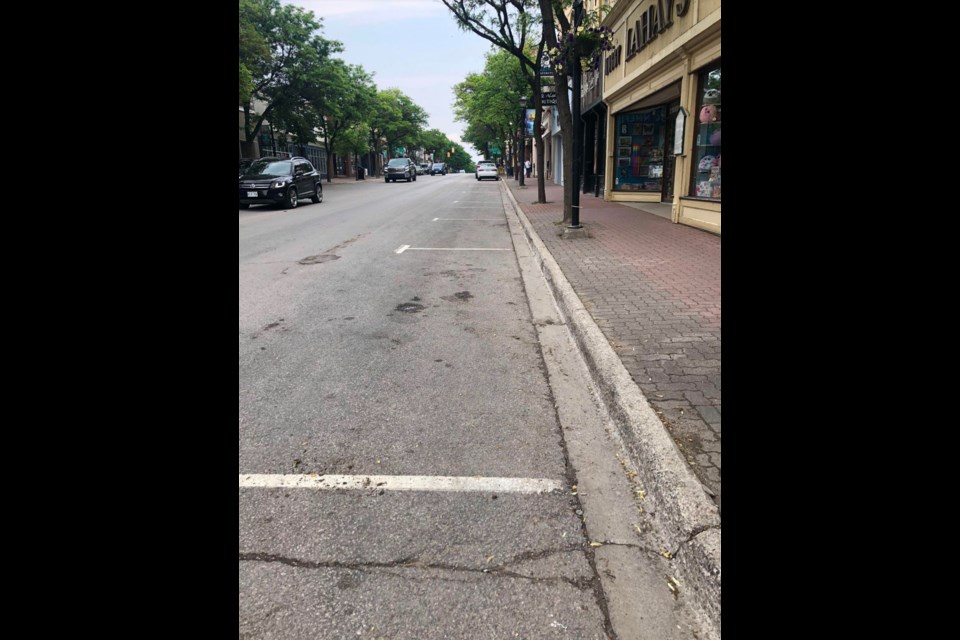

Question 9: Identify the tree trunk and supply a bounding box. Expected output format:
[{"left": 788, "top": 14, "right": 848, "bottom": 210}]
[
  {"left": 529, "top": 49, "right": 547, "bottom": 204},
  {"left": 325, "top": 141, "right": 334, "bottom": 182}
]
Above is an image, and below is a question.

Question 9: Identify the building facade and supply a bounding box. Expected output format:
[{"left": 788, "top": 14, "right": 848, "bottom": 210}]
[{"left": 601, "top": 0, "right": 720, "bottom": 233}]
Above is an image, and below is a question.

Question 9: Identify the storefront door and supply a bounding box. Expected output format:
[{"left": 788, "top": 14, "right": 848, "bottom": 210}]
[{"left": 662, "top": 100, "right": 681, "bottom": 202}]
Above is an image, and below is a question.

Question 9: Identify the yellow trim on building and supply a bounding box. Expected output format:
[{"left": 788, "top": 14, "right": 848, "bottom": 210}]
[{"left": 601, "top": 0, "right": 721, "bottom": 234}]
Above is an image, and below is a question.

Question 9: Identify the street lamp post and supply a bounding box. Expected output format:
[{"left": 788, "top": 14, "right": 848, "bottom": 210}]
[
  {"left": 519, "top": 96, "right": 527, "bottom": 187},
  {"left": 569, "top": 0, "right": 584, "bottom": 229},
  {"left": 506, "top": 126, "right": 513, "bottom": 177}
]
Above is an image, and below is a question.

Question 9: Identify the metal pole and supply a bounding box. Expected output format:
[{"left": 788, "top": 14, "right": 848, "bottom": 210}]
[
  {"left": 519, "top": 97, "right": 527, "bottom": 187},
  {"left": 519, "top": 122, "right": 525, "bottom": 186},
  {"left": 569, "top": 0, "right": 583, "bottom": 229}
]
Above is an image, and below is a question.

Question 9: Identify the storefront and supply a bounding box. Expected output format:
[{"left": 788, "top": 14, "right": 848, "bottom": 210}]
[
  {"left": 581, "top": 65, "right": 607, "bottom": 197},
  {"left": 601, "top": 0, "right": 721, "bottom": 233}
]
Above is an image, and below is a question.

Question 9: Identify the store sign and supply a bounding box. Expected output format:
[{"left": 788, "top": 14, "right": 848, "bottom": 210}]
[
  {"left": 604, "top": 45, "right": 622, "bottom": 76},
  {"left": 625, "top": 0, "right": 690, "bottom": 61},
  {"left": 673, "top": 107, "right": 686, "bottom": 156}
]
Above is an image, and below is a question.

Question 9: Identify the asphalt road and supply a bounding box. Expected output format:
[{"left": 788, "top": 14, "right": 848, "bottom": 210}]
[{"left": 239, "top": 174, "right": 703, "bottom": 639}]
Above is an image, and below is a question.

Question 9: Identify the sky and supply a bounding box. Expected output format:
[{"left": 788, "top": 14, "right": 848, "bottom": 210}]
[{"left": 285, "top": 0, "right": 497, "bottom": 160}]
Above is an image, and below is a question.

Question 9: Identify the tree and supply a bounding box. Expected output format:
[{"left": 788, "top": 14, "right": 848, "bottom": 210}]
[
  {"left": 313, "top": 61, "right": 377, "bottom": 181},
  {"left": 335, "top": 126, "right": 370, "bottom": 178},
  {"left": 442, "top": 0, "right": 548, "bottom": 203},
  {"left": 539, "top": 0, "right": 575, "bottom": 222},
  {"left": 417, "top": 129, "right": 454, "bottom": 164},
  {"left": 541, "top": 0, "right": 615, "bottom": 224},
  {"left": 370, "top": 89, "right": 429, "bottom": 161},
  {"left": 238, "top": 0, "right": 341, "bottom": 158},
  {"left": 453, "top": 50, "right": 529, "bottom": 170}
]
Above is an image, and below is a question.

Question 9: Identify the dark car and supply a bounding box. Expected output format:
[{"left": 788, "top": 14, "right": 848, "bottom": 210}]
[
  {"left": 239, "top": 157, "right": 322, "bottom": 209},
  {"left": 430, "top": 162, "right": 447, "bottom": 176},
  {"left": 238, "top": 158, "right": 253, "bottom": 178},
  {"left": 385, "top": 158, "right": 417, "bottom": 182}
]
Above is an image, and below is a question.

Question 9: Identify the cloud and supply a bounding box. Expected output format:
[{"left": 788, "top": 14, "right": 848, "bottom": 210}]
[{"left": 295, "top": 0, "right": 446, "bottom": 24}]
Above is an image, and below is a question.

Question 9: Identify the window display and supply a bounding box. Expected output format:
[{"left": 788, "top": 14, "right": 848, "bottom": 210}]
[
  {"left": 613, "top": 106, "right": 666, "bottom": 192},
  {"left": 690, "top": 63, "right": 721, "bottom": 200}
]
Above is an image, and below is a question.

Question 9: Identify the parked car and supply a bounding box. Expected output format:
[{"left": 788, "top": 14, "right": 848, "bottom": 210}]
[
  {"left": 239, "top": 157, "right": 322, "bottom": 209},
  {"left": 385, "top": 158, "right": 417, "bottom": 182},
  {"left": 430, "top": 162, "right": 447, "bottom": 176},
  {"left": 418, "top": 163, "right": 430, "bottom": 175},
  {"left": 475, "top": 161, "right": 499, "bottom": 181}
]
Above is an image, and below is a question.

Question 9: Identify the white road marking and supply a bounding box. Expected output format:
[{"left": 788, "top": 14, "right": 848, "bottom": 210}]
[
  {"left": 402, "top": 247, "right": 511, "bottom": 251},
  {"left": 394, "top": 245, "right": 410, "bottom": 254},
  {"left": 239, "top": 474, "right": 562, "bottom": 494},
  {"left": 433, "top": 218, "right": 502, "bottom": 221}
]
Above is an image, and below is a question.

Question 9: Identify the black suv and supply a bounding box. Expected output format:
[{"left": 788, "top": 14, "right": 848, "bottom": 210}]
[
  {"left": 239, "top": 157, "right": 322, "bottom": 209},
  {"left": 430, "top": 162, "right": 447, "bottom": 176},
  {"left": 385, "top": 158, "right": 417, "bottom": 182}
]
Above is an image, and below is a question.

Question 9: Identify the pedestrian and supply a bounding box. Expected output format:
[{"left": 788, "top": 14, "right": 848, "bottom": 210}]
[{"left": 525, "top": 159, "right": 532, "bottom": 178}]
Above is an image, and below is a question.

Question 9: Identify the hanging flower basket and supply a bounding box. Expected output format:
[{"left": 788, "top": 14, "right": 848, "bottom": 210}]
[
  {"left": 548, "top": 26, "right": 615, "bottom": 75},
  {"left": 576, "top": 31, "right": 602, "bottom": 57}
]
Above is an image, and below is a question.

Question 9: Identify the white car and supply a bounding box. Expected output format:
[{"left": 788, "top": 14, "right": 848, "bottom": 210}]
[{"left": 475, "top": 161, "right": 499, "bottom": 181}]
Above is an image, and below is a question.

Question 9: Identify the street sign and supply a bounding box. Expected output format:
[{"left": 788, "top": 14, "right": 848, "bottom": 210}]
[
  {"left": 541, "top": 91, "right": 557, "bottom": 106},
  {"left": 538, "top": 51, "right": 552, "bottom": 76}
]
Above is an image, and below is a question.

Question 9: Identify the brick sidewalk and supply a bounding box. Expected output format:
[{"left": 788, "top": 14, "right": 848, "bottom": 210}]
[{"left": 504, "top": 178, "right": 722, "bottom": 511}]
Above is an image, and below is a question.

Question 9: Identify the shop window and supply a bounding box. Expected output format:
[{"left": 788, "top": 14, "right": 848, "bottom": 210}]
[
  {"left": 690, "top": 63, "right": 721, "bottom": 200},
  {"left": 613, "top": 106, "right": 666, "bottom": 193}
]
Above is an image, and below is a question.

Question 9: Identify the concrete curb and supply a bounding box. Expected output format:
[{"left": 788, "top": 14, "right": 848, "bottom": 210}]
[{"left": 500, "top": 182, "right": 721, "bottom": 637}]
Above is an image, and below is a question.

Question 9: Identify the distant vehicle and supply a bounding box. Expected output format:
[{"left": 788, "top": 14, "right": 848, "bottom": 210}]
[
  {"left": 239, "top": 156, "right": 322, "bottom": 209},
  {"left": 417, "top": 163, "right": 430, "bottom": 175},
  {"left": 475, "top": 161, "right": 498, "bottom": 181},
  {"left": 385, "top": 158, "right": 417, "bottom": 182},
  {"left": 430, "top": 163, "right": 447, "bottom": 176}
]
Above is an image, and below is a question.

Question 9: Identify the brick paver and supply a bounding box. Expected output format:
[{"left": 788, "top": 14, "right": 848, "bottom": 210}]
[{"left": 504, "top": 178, "right": 722, "bottom": 511}]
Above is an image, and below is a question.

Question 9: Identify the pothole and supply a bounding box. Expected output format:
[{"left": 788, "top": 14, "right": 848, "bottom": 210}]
[
  {"left": 442, "top": 291, "right": 474, "bottom": 302},
  {"left": 299, "top": 254, "right": 340, "bottom": 265},
  {"left": 395, "top": 303, "right": 425, "bottom": 313}
]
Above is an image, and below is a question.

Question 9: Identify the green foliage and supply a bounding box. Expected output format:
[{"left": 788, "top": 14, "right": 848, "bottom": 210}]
[
  {"left": 371, "top": 88, "right": 429, "bottom": 158},
  {"left": 238, "top": 0, "right": 342, "bottom": 151},
  {"left": 453, "top": 49, "right": 530, "bottom": 158},
  {"left": 313, "top": 61, "right": 378, "bottom": 156}
]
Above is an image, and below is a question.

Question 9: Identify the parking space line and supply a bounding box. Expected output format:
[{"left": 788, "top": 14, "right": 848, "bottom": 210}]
[
  {"left": 239, "top": 474, "right": 562, "bottom": 494},
  {"left": 396, "top": 247, "right": 511, "bottom": 252},
  {"left": 433, "top": 217, "right": 502, "bottom": 221}
]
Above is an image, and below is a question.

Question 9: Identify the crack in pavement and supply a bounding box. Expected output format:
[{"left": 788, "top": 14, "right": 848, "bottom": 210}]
[
  {"left": 592, "top": 540, "right": 659, "bottom": 554},
  {"left": 672, "top": 524, "right": 721, "bottom": 558},
  {"left": 239, "top": 546, "right": 593, "bottom": 590}
]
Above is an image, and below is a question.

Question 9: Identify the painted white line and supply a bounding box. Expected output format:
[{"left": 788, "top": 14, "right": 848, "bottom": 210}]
[
  {"left": 433, "top": 218, "right": 502, "bottom": 221},
  {"left": 239, "top": 474, "right": 562, "bottom": 494},
  {"left": 404, "top": 247, "right": 512, "bottom": 251},
  {"left": 394, "top": 245, "right": 410, "bottom": 254}
]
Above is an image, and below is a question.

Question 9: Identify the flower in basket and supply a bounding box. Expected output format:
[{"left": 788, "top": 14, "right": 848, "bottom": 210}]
[{"left": 547, "top": 26, "right": 616, "bottom": 75}]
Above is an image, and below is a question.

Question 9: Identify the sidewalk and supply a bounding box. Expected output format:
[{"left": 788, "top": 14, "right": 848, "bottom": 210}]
[
  {"left": 322, "top": 175, "right": 372, "bottom": 185},
  {"left": 502, "top": 177, "right": 721, "bottom": 512}
]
